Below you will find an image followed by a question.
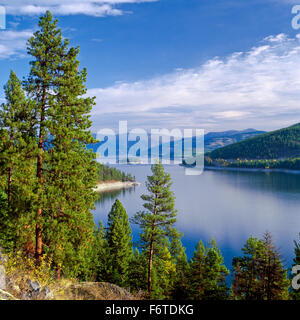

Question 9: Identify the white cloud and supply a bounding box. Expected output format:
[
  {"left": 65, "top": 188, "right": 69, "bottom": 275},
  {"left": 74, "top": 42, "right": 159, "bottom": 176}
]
[
  {"left": 89, "top": 33, "right": 300, "bottom": 131},
  {"left": 1, "top": 0, "right": 158, "bottom": 17},
  {"left": 213, "top": 111, "right": 251, "bottom": 119},
  {"left": 0, "top": 29, "right": 33, "bottom": 59}
]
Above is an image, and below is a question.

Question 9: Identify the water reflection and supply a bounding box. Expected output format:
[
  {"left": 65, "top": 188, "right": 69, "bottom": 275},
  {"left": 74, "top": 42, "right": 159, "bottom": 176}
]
[{"left": 95, "top": 187, "right": 137, "bottom": 205}]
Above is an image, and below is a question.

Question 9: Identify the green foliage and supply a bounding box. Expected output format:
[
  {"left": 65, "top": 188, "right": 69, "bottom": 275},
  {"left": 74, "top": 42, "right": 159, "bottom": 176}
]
[
  {"left": 128, "top": 249, "right": 148, "bottom": 293},
  {"left": 96, "top": 163, "right": 135, "bottom": 183},
  {"left": 5, "top": 251, "right": 55, "bottom": 287},
  {"left": 105, "top": 199, "right": 133, "bottom": 287},
  {"left": 94, "top": 221, "right": 111, "bottom": 282},
  {"left": 208, "top": 123, "right": 300, "bottom": 160},
  {"left": 188, "top": 239, "right": 229, "bottom": 300},
  {"left": 131, "top": 162, "right": 181, "bottom": 298},
  {"left": 23, "top": 10, "right": 98, "bottom": 277},
  {"left": 0, "top": 71, "right": 36, "bottom": 254},
  {"left": 169, "top": 237, "right": 189, "bottom": 299},
  {"left": 232, "top": 233, "right": 290, "bottom": 300},
  {"left": 0, "top": 189, "right": 13, "bottom": 251},
  {"left": 290, "top": 234, "right": 300, "bottom": 300},
  {"left": 205, "top": 156, "right": 300, "bottom": 170}
]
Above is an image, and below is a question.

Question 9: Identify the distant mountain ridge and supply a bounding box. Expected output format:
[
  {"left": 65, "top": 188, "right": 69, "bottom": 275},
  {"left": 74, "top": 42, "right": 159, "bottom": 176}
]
[
  {"left": 204, "top": 128, "right": 265, "bottom": 152},
  {"left": 89, "top": 129, "right": 265, "bottom": 162},
  {"left": 208, "top": 123, "right": 300, "bottom": 160}
]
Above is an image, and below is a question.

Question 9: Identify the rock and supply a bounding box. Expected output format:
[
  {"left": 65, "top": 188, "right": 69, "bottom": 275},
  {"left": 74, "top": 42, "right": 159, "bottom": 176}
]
[
  {"left": 0, "top": 248, "right": 7, "bottom": 263},
  {"left": 0, "top": 265, "right": 6, "bottom": 290},
  {"left": 22, "top": 279, "right": 41, "bottom": 300},
  {"left": 40, "top": 286, "right": 54, "bottom": 300},
  {"left": 0, "top": 248, "right": 6, "bottom": 290},
  {"left": 63, "top": 282, "right": 133, "bottom": 300}
]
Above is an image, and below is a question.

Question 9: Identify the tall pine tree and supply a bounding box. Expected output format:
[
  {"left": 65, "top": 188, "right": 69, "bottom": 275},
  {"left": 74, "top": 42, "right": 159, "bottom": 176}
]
[
  {"left": 24, "top": 11, "right": 97, "bottom": 275},
  {"left": 131, "top": 162, "right": 180, "bottom": 298}
]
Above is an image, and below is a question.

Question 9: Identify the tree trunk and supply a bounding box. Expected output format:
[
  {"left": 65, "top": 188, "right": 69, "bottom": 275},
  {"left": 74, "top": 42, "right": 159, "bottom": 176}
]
[
  {"left": 148, "top": 200, "right": 157, "bottom": 299},
  {"left": 148, "top": 237, "right": 154, "bottom": 299},
  {"left": 57, "top": 266, "right": 62, "bottom": 280}
]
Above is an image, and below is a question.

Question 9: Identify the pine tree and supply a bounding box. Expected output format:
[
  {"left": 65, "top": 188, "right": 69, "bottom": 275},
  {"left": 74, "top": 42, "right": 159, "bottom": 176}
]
[
  {"left": 170, "top": 237, "right": 189, "bottom": 300},
  {"left": 0, "top": 71, "right": 35, "bottom": 253},
  {"left": 232, "top": 236, "right": 264, "bottom": 300},
  {"left": 128, "top": 249, "right": 147, "bottom": 294},
  {"left": 291, "top": 234, "right": 300, "bottom": 300},
  {"left": 24, "top": 11, "right": 97, "bottom": 275},
  {"left": 188, "top": 239, "right": 229, "bottom": 300},
  {"left": 232, "top": 233, "right": 289, "bottom": 300},
  {"left": 153, "top": 243, "right": 176, "bottom": 299},
  {"left": 0, "top": 71, "right": 30, "bottom": 207},
  {"left": 131, "top": 162, "right": 179, "bottom": 298},
  {"left": 106, "top": 199, "right": 133, "bottom": 287},
  {"left": 94, "top": 221, "right": 111, "bottom": 282},
  {"left": 261, "top": 232, "right": 289, "bottom": 300},
  {"left": 0, "top": 188, "right": 11, "bottom": 250}
]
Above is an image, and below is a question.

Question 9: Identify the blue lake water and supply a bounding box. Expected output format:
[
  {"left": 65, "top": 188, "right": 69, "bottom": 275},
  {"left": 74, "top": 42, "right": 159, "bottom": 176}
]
[{"left": 93, "top": 165, "right": 300, "bottom": 272}]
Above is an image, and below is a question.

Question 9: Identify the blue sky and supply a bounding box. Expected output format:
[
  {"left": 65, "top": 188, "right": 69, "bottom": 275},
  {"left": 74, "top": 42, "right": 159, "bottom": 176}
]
[{"left": 0, "top": 0, "right": 300, "bottom": 132}]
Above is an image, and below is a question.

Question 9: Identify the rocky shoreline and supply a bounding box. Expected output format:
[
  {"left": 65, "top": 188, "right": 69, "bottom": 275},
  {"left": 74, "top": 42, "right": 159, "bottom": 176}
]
[{"left": 94, "top": 181, "right": 141, "bottom": 193}]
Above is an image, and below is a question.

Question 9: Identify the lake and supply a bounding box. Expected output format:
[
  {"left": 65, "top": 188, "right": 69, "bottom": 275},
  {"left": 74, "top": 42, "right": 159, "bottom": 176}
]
[{"left": 93, "top": 165, "right": 300, "bottom": 271}]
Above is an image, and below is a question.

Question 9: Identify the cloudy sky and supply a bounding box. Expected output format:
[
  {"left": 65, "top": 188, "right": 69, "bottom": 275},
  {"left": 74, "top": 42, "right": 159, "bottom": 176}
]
[{"left": 0, "top": 0, "right": 300, "bottom": 132}]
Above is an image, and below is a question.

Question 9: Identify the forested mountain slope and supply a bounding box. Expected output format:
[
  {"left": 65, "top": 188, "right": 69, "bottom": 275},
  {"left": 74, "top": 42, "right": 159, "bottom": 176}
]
[{"left": 208, "top": 123, "right": 300, "bottom": 160}]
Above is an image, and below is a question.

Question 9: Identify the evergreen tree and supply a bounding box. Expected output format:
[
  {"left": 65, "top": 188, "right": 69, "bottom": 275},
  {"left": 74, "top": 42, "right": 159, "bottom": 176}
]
[
  {"left": 0, "top": 71, "right": 36, "bottom": 254},
  {"left": 0, "top": 71, "right": 31, "bottom": 207},
  {"left": 131, "top": 162, "right": 180, "bottom": 298},
  {"left": 261, "top": 232, "right": 289, "bottom": 300},
  {"left": 0, "top": 189, "right": 11, "bottom": 250},
  {"left": 106, "top": 199, "right": 133, "bottom": 287},
  {"left": 232, "top": 233, "right": 289, "bottom": 300},
  {"left": 188, "top": 239, "right": 229, "bottom": 300},
  {"left": 170, "top": 237, "right": 189, "bottom": 300},
  {"left": 152, "top": 243, "right": 176, "bottom": 299},
  {"left": 24, "top": 11, "right": 97, "bottom": 275},
  {"left": 290, "top": 233, "right": 300, "bottom": 300},
  {"left": 94, "top": 221, "right": 111, "bottom": 282},
  {"left": 128, "top": 249, "right": 148, "bottom": 294}
]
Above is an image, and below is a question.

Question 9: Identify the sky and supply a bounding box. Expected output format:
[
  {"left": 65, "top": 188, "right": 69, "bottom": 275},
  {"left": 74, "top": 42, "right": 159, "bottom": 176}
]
[{"left": 0, "top": 0, "right": 300, "bottom": 132}]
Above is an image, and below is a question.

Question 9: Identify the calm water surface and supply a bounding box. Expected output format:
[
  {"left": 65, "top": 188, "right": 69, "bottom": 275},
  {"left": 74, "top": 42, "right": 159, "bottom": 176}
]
[{"left": 93, "top": 165, "right": 300, "bottom": 270}]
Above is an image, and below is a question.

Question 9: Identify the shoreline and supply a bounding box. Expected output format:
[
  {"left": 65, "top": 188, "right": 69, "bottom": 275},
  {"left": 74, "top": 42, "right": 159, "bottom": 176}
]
[
  {"left": 204, "top": 166, "right": 300, "bottom": 174},
  {"left": 94, "top": 181, "right": 141, "bottom": 193}
]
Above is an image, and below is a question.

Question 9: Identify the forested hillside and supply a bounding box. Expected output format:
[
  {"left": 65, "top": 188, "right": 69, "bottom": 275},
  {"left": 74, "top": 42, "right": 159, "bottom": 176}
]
[
  {"left": 96, "top": 163, "right": 135, "bottom": 183},
  {"left": 208, "top": 123, "right": 300, "bottom": 160},
  {"left": 204, "top": 128, "right": 265, "bottom": 151}
]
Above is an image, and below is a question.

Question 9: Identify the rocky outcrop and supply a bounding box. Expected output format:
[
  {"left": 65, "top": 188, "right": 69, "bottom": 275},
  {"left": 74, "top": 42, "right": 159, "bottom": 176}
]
[
  {"left": 53, "top": 282, "right": 134, "bottom": 300},
  {"left": 0, "top": 247, "right": 137, "bottom": 300},
  {"left": 0, "top": 248, "right": 6, "bottom": 290},
  {"left": 6, "top": 277, "right": 55, "bottom": 300},
  {"left": 19, "top": 279, "right": 54, "bottom": 300}
]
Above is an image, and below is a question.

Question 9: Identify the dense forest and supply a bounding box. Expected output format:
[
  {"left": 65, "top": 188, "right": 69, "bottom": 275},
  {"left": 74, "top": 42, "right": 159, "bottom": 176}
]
[
  {"left": 0, "top": 12, "right": 299, "bottom": 300},
  {"left": 208, "top": 123, "right": 300, "bottom": 160},
  {"left": 96, "top": 163, "right": 135, "bottom": 183},
  {"left": 205, "top": 157, "right": 300, "bottom": 170}
]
